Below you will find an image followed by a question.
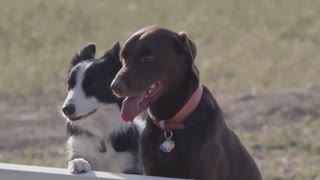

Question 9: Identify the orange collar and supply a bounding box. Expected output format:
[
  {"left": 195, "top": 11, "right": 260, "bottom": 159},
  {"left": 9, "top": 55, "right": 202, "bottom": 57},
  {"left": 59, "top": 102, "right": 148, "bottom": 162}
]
[{"left": 149, "top": 83, "right": 203, "bottom": 130}]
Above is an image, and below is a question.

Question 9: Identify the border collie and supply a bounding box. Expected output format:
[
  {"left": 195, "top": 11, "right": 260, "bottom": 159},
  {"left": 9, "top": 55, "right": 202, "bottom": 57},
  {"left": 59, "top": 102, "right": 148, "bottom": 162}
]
[{"left": 61, "top": 42, "right": 143, "bottom": 174}]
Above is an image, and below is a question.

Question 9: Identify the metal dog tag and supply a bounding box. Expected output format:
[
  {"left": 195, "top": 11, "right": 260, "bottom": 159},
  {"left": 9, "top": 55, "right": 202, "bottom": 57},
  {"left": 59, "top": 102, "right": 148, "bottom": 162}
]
[{"left": 159, "top": 130, "right": 175, "bottom": 153}]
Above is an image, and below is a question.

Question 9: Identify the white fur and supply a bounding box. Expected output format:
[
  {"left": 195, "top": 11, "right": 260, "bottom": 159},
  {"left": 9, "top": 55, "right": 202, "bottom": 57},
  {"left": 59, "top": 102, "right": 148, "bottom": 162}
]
[
  {"left": 66, "top": 104, "right": 135, "bottom": 173},
  {"left": 64, "top": 62, "right": 144, "bottom": 174},
  {"left": 68, "top": 158, "right": 92, "bottom": 174},
  {"left": 63, "top": 62, "right": 99, "bottom": 118}
]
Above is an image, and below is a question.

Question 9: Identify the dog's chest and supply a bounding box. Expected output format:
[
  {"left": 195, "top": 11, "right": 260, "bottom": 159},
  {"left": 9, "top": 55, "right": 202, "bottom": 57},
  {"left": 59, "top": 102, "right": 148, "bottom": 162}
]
[
  {"left": 67, "top": 135, "right": 132, "bottom": 172},
  {"left": 140, "top": 128, "right": 195, "bottom": 177},
  {"left": 67, "top": 135, "right": 108, "bottom": 157}
]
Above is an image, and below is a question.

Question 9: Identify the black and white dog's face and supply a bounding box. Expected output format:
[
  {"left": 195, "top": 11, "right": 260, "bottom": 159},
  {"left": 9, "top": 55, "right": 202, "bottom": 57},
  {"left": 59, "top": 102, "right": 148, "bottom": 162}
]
[{"left": 62, "top": 42, "right": 122, "bottom": 121}]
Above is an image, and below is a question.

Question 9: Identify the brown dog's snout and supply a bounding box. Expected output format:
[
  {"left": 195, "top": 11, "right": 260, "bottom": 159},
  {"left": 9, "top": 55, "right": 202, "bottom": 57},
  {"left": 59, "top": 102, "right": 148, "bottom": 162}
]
[{"left": 111, "top": 78, "right": 127, "bottom": 96}]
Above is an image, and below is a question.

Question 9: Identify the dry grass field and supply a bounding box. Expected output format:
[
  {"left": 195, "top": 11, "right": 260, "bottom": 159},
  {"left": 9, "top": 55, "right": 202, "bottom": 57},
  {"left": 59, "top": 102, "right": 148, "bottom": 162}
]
[{"left": 0, "top": 0, "right": 319, "bottom": 179}]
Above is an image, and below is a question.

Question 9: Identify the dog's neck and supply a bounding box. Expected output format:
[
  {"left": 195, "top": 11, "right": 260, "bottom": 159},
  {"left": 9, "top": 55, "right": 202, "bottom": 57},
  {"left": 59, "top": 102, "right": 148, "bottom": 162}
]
[
  {"left": 73, "top": 103, "right": 128, "bottom": 139},
  {"left": 149, "top": 69, "right": 199, "bottom": 121}
]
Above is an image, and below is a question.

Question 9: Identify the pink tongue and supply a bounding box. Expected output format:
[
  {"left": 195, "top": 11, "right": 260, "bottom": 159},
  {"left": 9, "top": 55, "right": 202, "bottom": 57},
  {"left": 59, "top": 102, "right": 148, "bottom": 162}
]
[{"left": 121, "top": 96, "right": 143, "bottom": 122}]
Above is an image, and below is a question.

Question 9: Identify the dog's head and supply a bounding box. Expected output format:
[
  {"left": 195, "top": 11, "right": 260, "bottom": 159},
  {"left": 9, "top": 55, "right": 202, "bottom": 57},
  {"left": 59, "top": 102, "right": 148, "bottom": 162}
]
[
  {"left": 111, "top": 25, "right": 198, "bottom": 122},
  {"left": 62, "top": 42, "right": 122, "bottom": 121}
]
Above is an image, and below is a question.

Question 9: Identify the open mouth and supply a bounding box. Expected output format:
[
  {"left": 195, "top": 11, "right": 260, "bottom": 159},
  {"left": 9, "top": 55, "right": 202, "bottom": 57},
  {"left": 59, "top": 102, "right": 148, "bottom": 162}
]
[
  {"left": 68, "top": 109, "right": 97, "bottom": 121},
  {"left": 121, "top": 81, "right": 165, "bottom": 122}
]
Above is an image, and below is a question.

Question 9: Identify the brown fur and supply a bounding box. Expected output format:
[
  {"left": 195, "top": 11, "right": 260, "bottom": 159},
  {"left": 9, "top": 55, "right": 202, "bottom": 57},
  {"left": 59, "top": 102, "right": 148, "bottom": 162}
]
[{"left": 111, "top": 25, "right": 262, "bottom": 180}]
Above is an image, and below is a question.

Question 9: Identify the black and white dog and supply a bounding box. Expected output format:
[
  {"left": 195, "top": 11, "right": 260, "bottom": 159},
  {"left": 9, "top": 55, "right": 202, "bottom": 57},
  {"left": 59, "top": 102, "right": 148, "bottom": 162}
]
[{"left": 61, "top": 42, "right": 143, "bottom": 174}]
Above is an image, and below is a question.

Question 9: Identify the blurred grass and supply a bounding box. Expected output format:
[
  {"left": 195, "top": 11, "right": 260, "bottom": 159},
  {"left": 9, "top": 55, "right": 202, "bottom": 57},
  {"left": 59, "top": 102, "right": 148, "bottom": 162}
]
[
  {"left": 0, "top": 0, "right": 319, "bottom": 105},
  {"left": 0, "top": 0, "right": 320, "bottom": 179},
  {"left": 238, "top": 113, "right": 320, "bottom": 179},
  {"left": 0, "top": 145, "right": 66, "bottom": 168}
]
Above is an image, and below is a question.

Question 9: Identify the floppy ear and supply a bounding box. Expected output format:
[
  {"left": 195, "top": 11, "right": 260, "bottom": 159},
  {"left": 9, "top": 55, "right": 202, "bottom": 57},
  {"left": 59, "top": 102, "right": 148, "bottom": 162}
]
[
  {"left": 178, "top": 31, "right": 197, "bottom": 63},
  {"left": 71, "top": 43, "right": 96, "bottom": 67},
  {"left": 178, "top": 32, "right": 199, "bottom": 78}
]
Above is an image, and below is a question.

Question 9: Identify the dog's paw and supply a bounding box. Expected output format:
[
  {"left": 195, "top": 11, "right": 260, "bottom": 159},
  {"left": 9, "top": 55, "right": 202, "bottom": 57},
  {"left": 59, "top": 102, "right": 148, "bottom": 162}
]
[{"left": 68, "top": 158, "right": 92, "bottom": 174}]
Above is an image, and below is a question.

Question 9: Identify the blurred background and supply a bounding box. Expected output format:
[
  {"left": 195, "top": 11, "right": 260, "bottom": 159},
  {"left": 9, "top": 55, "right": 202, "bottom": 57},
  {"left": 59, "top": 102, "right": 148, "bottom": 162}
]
[{"left": 0, "top": 0, "right": 319, "bottom": 179}]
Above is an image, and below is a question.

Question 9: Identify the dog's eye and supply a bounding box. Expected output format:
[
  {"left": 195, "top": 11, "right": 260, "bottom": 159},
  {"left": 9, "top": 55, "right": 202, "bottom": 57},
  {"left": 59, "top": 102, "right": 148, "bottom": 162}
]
[{"left": 141, "top": 55, "right": 155, "bottom": 62}]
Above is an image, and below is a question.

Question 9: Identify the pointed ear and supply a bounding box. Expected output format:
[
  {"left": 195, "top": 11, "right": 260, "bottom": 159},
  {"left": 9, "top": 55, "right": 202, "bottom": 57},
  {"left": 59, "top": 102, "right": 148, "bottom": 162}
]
[
  {"left": 100, "top": 41, "right": 122, "bottom": 76},
  {"left": 70, "top": 43, "right": 96, "bottom": 67},
  {"left": 178, "top": 32, "right": 199, "bottom": 78},
  {"left": 178, "top": 31, "right": 197, "bottom": 63},
  {"left": 79, "top": 43, "right": 96, "bottom": 60},
  {"left": 101, "top": 41, "right": 121, "bottom": 60}
]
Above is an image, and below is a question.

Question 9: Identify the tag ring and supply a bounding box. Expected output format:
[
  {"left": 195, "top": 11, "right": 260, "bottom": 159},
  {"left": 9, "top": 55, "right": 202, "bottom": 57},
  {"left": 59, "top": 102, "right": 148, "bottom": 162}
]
[{"left": 164, "top": 129, "right": 173, "bottom": 139}]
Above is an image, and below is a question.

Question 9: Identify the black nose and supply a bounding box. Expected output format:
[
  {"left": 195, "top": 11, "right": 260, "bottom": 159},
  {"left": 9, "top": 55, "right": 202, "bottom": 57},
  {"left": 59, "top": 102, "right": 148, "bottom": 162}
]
[
  {"left": 111, "top": 79, "right": 126, "bottom": 95},
  {"left": 62, "top": 104, "right": 75, "bottom": 116}
]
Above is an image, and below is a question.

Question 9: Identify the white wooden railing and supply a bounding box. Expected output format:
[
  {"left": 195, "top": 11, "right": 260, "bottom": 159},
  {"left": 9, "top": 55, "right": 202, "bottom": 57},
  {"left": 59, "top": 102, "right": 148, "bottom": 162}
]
[{"left": 0, "top": 163, "right": 188, "bottom": 180}]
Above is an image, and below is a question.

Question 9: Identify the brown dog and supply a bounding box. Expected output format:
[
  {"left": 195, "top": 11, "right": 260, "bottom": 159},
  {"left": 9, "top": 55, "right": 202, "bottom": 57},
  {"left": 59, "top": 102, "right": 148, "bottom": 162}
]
[{"left": 111, "top": 25, "right": 262, "bottom": 180}]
